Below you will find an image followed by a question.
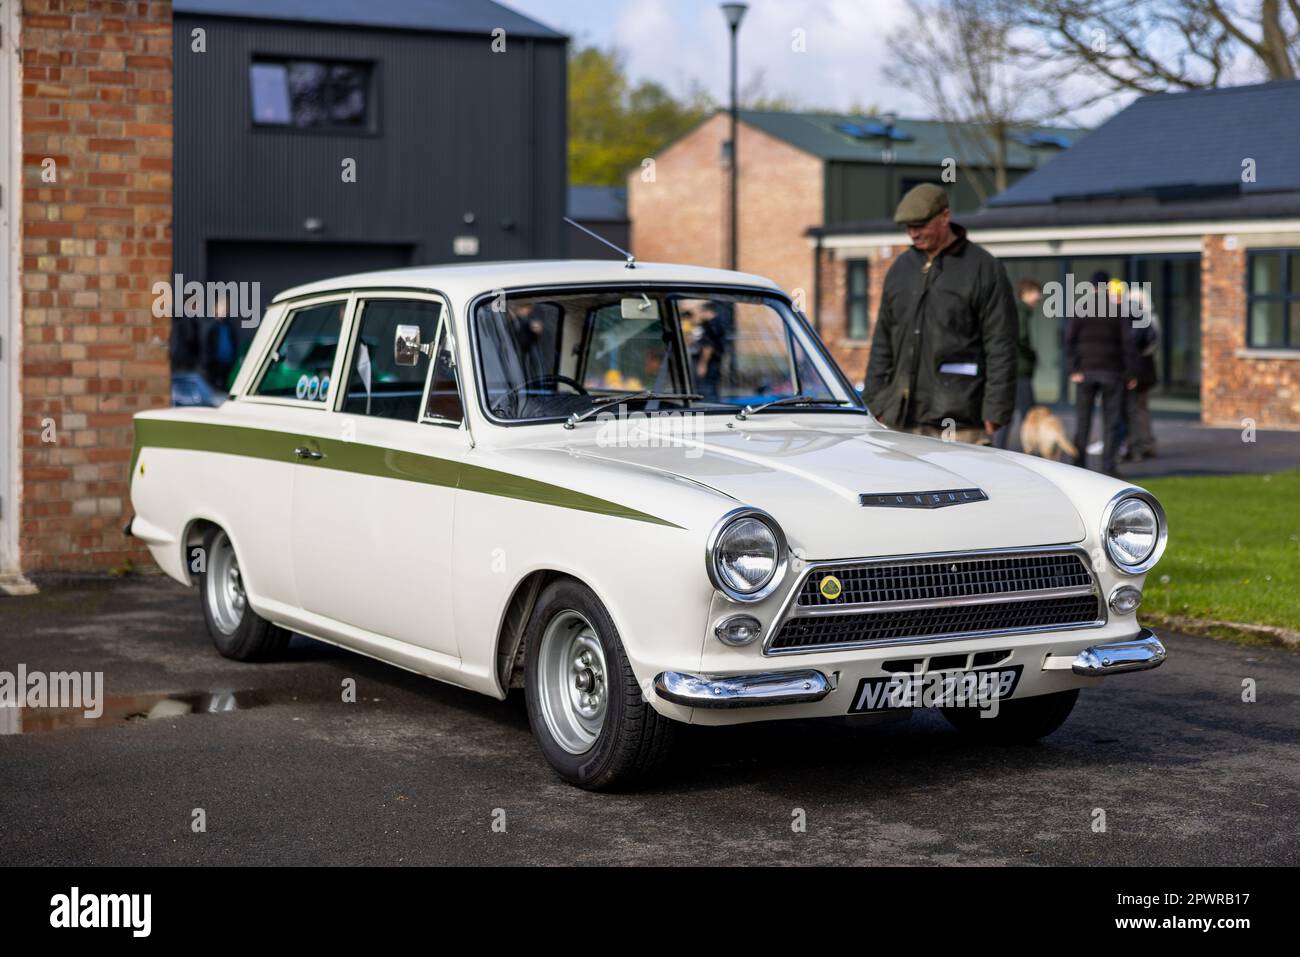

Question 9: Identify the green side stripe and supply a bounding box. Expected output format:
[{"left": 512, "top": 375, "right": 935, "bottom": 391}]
[{"left": 130, "top": 418, "right": 681, "bottom": 528}]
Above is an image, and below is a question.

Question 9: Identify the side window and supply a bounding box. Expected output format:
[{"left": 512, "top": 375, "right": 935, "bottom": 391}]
[
  {"left": 846, "top": 259, "right": 870, "bottom": 340},
  {"left": 253, "top": 300, "right": 346, "bottom": 402},
  {"left": 250, "top": 59, "right": 374, "bottom": 131},
  {"left": 1247, "top": 249, "right": 1300, "bottom": 349},
  {"left": 342, "top": 299, "right": 441, "bottom": 421},
  {"left": 424, "top": 322, "right": 464, "bottom": 423}
]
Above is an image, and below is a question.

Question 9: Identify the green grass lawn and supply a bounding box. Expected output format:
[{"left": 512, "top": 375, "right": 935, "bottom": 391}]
[{"left": 1137, "top": 470, "right": 1300, "bottom": 633}]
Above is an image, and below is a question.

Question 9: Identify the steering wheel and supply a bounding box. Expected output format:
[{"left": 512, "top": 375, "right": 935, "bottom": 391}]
[{"left": 491, "top": 374, "right": 589, "bottom": 416}]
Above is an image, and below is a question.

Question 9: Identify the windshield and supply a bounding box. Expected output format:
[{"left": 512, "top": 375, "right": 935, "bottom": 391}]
[{"left": 473, "top": 288, "right": 861, "bottom": 422}]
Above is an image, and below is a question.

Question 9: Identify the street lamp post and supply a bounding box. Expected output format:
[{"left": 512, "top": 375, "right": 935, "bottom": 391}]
[
  {"left": 880, "top": 110, "right": 898, "bottom": 218},
  {"left": 721, "top": 3, "right": 747, "bottom": 271}
]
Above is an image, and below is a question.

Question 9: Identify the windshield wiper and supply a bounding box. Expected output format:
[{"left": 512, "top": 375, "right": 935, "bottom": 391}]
[
  {"left": 735, "top": 395, "right": 852, "bottom": 420},
  {"left": 565, "top": 391, "right": 704, "bottom": 429}
]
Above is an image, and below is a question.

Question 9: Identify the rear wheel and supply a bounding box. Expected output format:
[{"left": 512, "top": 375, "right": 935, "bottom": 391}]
[
  {"left": 524, "top": 579, "right": 673, "bottom": 790},
  {"left": 198, "top": 527, "right": 290, "bottom": 662},
  {"left": 942, "top": 689, "right": 1079, "bottom": 742}
]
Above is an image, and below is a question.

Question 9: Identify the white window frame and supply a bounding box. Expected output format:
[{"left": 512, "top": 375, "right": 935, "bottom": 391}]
[
  {"left": 327, "top": 290, "right": 466, "bottom": 431},
  {"left": 419, "top": 306, "right": 467, "bottom": 429}
]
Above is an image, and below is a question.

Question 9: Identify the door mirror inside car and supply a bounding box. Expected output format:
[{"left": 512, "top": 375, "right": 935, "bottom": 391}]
[{"left": 394, "top": 324, "right": 430, "bottom": 366}]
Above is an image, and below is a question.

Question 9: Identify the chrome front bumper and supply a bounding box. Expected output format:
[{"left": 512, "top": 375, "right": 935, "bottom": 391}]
[
  {"left": 654, "top": 670, "right": 832, "bottom": 709},
  {"left": 1046, "top": 628, "right": 1167, "bottom": 676},
  {"left": 657, "top": 629, "right": 1166, "bottom": 710}
]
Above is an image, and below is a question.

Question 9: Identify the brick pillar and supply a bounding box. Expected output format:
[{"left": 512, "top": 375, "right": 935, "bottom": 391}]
[
  {"left": 1201, "top": 234, "right": 1300, "bottom": 427},
  {"left": 20, "top": 0, "right": 173, "bottom": 572}
]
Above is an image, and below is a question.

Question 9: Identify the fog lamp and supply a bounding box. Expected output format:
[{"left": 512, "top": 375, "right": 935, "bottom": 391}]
[
  {"left": 1109, "top": 585, "right": 1143, "bottom": 615},
  {"left": 715, "top": 615, "right": 763, "bottom": 647}
]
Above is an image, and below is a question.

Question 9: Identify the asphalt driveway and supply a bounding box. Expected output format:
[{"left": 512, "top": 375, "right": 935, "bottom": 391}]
[{"left": 1, "top": 577, "right": 1297, "bottom": 866}]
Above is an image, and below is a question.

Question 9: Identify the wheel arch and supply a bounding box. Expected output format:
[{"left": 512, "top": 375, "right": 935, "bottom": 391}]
[
  {"left": 491, "top": 568, "right": 620, "bottom": 697},
  {"left": 492, "top": 569, "right": 559, "bottom": 696},
  {"left": 179, "top": 516, "right": 221, "bottom": 587}
]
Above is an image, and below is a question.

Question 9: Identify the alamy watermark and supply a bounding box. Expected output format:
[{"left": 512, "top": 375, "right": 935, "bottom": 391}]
[
  {"left": 1043, "top": 275, "right": 1153, "bottom": 327},
  {"left": 593, "top": 409, "right": 705, "bottom": 457},
  {"left": 50, "top": 887, "right": 151, "bottom": 937},
  {"left": 152, "top": 274, "right": 261, "bottom": 328},
  {"left": 0, "top": 664, "right": 103, "bottom": 719}
]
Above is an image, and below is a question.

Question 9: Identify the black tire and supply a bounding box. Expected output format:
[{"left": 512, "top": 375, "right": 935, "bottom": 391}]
[
  {"left": 942, "top": 688, "right": 1079, "bottom": 743},
  {"left": 524, "top": 579, "right": 674, "bottom": 790},
  {"left": 197, "top": 527, "right": 290, "bottom": 662}
]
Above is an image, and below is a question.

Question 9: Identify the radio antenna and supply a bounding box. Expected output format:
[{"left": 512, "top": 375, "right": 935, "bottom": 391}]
[{"left": 564, "top": 217, "right": 636, "bottom": 269}]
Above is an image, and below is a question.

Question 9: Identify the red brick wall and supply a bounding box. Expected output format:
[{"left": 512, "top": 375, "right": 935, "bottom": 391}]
[
  {"left": 19, "top": 0, "right": 173, "bottom": 572},
  {"left": 1201, "top": 234, "right": 1300, "bottom": 427},
  {"left": 628, "top": 114, "right": 823, "bottom": 301},
  {"left": 815, "top": 243, "right": 903, "bottom": 387}
]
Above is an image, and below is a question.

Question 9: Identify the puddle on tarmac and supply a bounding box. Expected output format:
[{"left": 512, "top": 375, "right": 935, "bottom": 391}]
[{"left": 0, "top": 689, "right": 270, "bottom": 735}]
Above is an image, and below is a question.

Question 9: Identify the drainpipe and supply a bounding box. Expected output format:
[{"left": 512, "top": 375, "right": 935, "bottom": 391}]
[{"left": 812, "top": 232, "right": 823, "bottom": 335}]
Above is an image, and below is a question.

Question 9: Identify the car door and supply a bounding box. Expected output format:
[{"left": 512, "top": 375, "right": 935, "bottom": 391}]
[
  {"left": 235, "top": 295, "right": 353, "bottom": 614},
  {"left": 289, "top": 292, "right": 467, "bottom": 658}
]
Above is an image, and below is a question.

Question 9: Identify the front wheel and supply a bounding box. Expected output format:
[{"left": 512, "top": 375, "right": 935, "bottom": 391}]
[
  {"left": 198, "top": 527, "right": 290, "bottom": 662},
  {"left": 524, "top": 579, "right": 673, "bottom": 790},
  {"left": 942, "top": 689, "right": 1079, "bottom": 742}
]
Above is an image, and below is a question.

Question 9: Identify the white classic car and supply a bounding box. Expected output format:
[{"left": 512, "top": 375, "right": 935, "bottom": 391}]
[{"left": 129, "top": 260, "right": 1168, "bottom": 789}]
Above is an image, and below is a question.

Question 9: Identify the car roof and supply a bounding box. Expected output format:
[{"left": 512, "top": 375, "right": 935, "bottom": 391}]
[{"left": 271, "top": 259, "right": 785, "bottom": 304}]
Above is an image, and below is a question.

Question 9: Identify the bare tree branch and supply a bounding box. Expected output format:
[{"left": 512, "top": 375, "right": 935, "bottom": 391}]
[
  {"left": 886, "top": 0, "right": 1063, "bottom": 201},
  {"left": 1013, "top": 0, "right": 1298, "bottom": 106}
]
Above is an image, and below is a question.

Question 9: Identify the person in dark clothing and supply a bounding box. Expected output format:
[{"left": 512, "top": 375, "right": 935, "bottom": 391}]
[
  {"left": 1116, "top": 288, "right": 1160, "bottom": 461},
  {"left": 1066, "top": 274, "right": 1139, "bottom": 476},
  {"left": 202, "top": 293, "right": 238, "bottom": 392},
  {"left": 170, "top": 312, "right": 202, "bottom": 374},
  {"left": 864, "top": 184, "right": 1017, "bottom": 445},
  {"left": 694, "top": 300, "right": 733, "bottom": 402},
  {"left": 993, "top": 278, "right": 1041, "bottom": 450},
  {"left": 168, "top": 290, "right": 238, "bottom": 394}
]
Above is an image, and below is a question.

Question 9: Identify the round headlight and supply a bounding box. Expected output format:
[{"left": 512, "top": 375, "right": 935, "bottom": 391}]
[
  {"left": 1105, "top": 496, "right": 1160, "bottom": 570},
  {"left": 707, "top": 509, "right": 787, "bottom": 601}
]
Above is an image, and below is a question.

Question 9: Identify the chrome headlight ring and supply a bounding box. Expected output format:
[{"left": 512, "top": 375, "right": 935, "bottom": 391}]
[
  {"left": 1099, "top": 488, "right": 1168, "bottom": 575},
  {"left": 705, "top": 506, "right": 789, "bottom": 603}
]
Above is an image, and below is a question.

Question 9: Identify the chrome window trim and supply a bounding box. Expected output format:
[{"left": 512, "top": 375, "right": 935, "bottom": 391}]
[
  {"left": 705, "top": 506, "right": 789, "bottom": 604},
  {"left": 761, "top": 543, "right": 1107, "bottom": 656},
  {"left": 1099, "top": 488, "right": 1168, "bottom": 575}
]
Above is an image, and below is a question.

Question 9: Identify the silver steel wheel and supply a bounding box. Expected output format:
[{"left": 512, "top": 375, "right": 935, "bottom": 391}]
[
  {"left": 206, "top": 531, "right": 247, "bottom": 636},
  {"left": 537, "top": 609, "right": 608, "bottom": 755}
]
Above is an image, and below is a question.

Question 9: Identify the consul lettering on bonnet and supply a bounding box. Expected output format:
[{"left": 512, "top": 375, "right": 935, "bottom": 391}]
[{"left": 127, "top": 260, "right": 1169, "bottom": 791}]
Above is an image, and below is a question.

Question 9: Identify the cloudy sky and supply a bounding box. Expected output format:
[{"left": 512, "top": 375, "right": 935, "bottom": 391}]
[
  {"left": 506, "top": 0, "right": 926, "bottom": 114},
  {"left": 503, "top": 0, "right": 1135, "bottom": 124}
]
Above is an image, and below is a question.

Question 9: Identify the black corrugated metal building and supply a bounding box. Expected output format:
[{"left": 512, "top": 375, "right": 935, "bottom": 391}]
[{"left": 172, "top": 0, "right": 568, "bottom": 304}]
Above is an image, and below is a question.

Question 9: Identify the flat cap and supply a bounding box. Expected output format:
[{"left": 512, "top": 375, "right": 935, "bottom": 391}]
[{"left": 894, "top": 183, "right": 949, "bottom": 225}]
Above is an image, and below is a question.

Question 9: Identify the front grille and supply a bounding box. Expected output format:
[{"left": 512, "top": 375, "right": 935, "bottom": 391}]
[
  {"left": 769, "top": 595, "right": 1102, "bottom": 652},
  {"left": 799, "top": 552, "right": 1092, "bottom": 607}
]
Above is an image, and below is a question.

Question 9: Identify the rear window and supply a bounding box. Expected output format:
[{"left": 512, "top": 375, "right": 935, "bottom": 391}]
[{"left": 253, "top": 300, "right": 346, "bottom": 403}]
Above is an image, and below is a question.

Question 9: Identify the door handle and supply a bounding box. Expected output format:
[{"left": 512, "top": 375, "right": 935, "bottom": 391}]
[{"left": 293, "top": 446, "right": 324, "bottom": 460}]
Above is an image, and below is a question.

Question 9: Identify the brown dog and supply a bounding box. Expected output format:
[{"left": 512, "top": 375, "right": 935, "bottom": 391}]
[{"left": 1019, "top": 406, "right": 1078, "bottom": 461}]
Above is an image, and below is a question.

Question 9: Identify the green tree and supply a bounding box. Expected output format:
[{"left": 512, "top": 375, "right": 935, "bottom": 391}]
[
  {"left": 568, "top": 45, "right": 872, "bottom": 186},
  {"left": 569, "top": 46, "right": 712, "bottom": 187}
]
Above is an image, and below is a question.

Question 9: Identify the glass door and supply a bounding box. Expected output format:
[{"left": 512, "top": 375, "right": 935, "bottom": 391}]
[{"left": 1133, "top": 255, "right": 1201, "bottom": 397}]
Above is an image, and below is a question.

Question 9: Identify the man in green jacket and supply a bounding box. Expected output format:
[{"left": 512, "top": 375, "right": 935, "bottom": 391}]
[{"left": 863, "top": 184, "right": 1017, "bottom": 445}]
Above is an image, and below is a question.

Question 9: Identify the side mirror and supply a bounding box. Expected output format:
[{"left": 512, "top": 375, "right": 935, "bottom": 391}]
[{"left": 394, "top": 325, "right": 428, "bottom": 367}]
